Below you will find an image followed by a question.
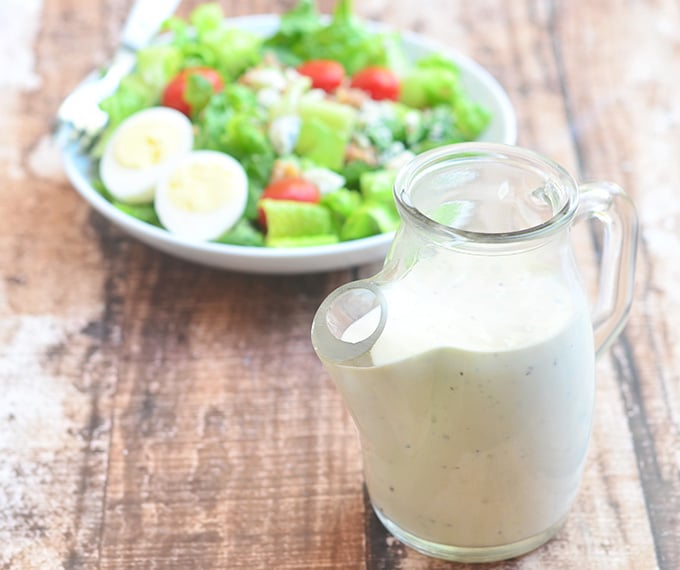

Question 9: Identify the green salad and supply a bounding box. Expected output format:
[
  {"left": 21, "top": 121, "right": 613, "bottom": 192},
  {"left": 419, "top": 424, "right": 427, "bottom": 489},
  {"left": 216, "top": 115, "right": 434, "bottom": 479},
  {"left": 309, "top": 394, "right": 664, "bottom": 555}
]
[{"left": 92, "top": 0, "right": 491, "bottom": 247}]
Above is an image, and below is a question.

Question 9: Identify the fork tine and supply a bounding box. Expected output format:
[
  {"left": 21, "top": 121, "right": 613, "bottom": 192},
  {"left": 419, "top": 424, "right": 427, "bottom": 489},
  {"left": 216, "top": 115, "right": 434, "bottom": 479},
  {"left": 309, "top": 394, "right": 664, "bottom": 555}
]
[
  {"left": 52, "top": 121, "right": 81, "bottom": 149},
  {"left": 79, "top": 131, "right": 103, "bottom": 155},
  {"left": 52, "top": 117, "right": 101, "bottom": 156}
]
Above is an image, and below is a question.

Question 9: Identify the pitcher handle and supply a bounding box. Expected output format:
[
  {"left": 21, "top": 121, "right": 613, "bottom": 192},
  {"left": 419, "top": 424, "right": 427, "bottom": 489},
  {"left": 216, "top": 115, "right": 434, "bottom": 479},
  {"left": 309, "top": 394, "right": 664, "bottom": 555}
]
[
  {"left": 311, "top": 281, "right": 388, "bottom": 364},
  {"left": 575, "top": 181, "right": 639, "bottom": 358}
]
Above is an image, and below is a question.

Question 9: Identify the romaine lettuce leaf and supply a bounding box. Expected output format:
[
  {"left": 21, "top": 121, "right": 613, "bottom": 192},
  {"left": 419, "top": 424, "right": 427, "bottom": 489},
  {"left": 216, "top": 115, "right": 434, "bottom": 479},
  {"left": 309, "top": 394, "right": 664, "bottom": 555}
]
[
  {"left": 265, "top": 0, "right": 405, "bottom": 74},
  {"left": 135, "top": 45, "right": 183, "bottom": 90},
  {"left": 190, "top": 3, "right": 223, "bottom": 35},
  {"left": 399, "top": 54, "right": 462, "bottom": 109},
  {"left": 261, "top": 199, "right": 334, "bottom": 242},
  {"left": 263, "top": 0, "right": 322, "bottom": 66},
  {"left": 340, "top": 201, "right": 399, "bottom": 240},
  {"left": 399, "top": 54, "right": 490, "bottom": 140},
  {"left": 113, "top": 201, "right": 162, "bottom": 226},
  {"left": 321, "top": 187, "right": 362, "bottom": 221},
  {"left": 194, "top": 84, "right": 275, "bottom": 215},
  {"left": 184, "top": 74, "right": 215, "bottom": 116},
  {"left": 202, "top": 28, "right": 263, "bottom": 80},
  {"left": 214, "top": 219, "right": 265, "bottom": 246},
  {"left": 360, "top": 169, "right": 397, "bottom": 203},
  {"left": 168, "top": 3, "right": 263, "bottom": 79}
]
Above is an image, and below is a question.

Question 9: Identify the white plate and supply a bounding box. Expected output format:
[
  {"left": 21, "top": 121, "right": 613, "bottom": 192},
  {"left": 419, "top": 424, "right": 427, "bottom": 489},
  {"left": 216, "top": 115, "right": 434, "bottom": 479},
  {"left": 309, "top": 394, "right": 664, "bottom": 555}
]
[{"left": 63, "top": 14, "right": 517, "bottom": 274}]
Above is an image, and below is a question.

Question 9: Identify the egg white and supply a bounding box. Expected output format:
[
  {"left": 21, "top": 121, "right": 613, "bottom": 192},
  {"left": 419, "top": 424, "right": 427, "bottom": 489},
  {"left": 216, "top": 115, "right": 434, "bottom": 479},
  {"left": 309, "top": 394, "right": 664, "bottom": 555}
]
[
  {"left": 99, "top": 107, "right": 194, "bottom": 204},
  {"left": 154, "top": 150, "right": 249, "bottom": 242}
]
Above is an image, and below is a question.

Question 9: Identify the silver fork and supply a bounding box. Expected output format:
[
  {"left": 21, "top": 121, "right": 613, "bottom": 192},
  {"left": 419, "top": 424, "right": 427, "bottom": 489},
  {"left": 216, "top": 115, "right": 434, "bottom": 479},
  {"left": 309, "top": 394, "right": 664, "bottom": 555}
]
[{"left": 54, "top": 0, "right": 182, "bottom": 153}]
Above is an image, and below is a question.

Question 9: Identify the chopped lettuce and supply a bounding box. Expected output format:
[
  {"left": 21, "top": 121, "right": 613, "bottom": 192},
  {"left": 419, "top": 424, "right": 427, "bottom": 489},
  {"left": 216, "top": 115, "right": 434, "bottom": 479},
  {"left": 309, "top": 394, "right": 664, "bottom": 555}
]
[
  {"left": 334, "top": 169, "right": 399, "bottom": 240},
  {"left": 296, "top": 0, "right": 397, "bottom": 74},
  {"left": 194, "top": 84, "right": 275, "bottom": 200},
  {"left": 184, "top": 73, "right": 215, "bottom": 116},
  {"left": 265, "top": 0, "right": 405, "bottom": 74},
  {"left": 451, "top": 96, "right": 492, "bottom": 140},
  {"left": 203, "top": 28, "right": 263, "bottom": 80},
  {"left": 360, "top": 169, "right": 397, "bottom": 203},
  {"left": 135, "top": 45, "right": 183, "bottom": 90},
  {"left": 341, "top": 202, "right": 400, "bottom": 240},
  {"left": 321, "top": 188, "right": 362, "bottom": 231},
  {"left": 165, "top": 3, "right": 263, "bottom": 79},
  {"left": 295, "top": 100, "right": 357, "bottom": 169},
  {"left": 94, "top": 179, "right": 162, "bottom": 226},
  {"left": 190, "top": 3, "right": 223, "bottom": 35},
  {"left": 214, "top": 219, "right": 265, "bottom": 246},
  {"left": 261, "top": 199, "right": 334, "bottom": 243},
  {"left": 90, "top": 0, "right": 494, "bottom": 249},
  {"left": 263, "top": 0, "right": 322, "bottom": 66},
  {"left": 399, "top": 54, "right": 462, "bottom": 108},
  {"left": 113, "top": 201, "right": 162, "bottom": 226},
  {"left": 340, "top": 160, "right": 379, "bottom": 190},
  {"left": 399, "top": 54, "right": 491, "bottom": 141}
]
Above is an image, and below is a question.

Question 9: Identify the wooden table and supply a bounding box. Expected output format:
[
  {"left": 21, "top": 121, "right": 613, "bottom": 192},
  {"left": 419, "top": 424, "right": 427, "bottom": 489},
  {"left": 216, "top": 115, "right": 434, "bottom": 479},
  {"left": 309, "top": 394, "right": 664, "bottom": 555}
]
[{"left": 1, "top": 0, "right": 677, "bottom": 568}]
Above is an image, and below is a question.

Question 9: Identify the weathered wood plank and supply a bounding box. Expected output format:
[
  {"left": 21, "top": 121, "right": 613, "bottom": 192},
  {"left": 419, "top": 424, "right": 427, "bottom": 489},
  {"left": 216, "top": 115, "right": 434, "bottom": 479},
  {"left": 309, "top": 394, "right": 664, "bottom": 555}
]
[
  {"left": 99, "top": 254, "right": 364, "bottom": 568},
  {"left": 553, "top": 0, "right": 680, "bottom": 567},
  {"left": 0, "top": 0, "right": 126, "bottom": 568},
  {"left": 0, "top": 0, "right": 677, "bottom": 568}
]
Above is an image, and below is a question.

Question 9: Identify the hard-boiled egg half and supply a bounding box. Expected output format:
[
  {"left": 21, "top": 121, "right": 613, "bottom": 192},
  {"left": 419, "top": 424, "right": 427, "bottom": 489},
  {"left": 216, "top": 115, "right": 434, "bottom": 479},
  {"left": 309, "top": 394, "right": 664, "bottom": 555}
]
[
  {"left": 100, "top": 107, "right": 194, "bottom": 204},
  {"left": 155, "top": 150, "right": 248, "bottom": 242}
]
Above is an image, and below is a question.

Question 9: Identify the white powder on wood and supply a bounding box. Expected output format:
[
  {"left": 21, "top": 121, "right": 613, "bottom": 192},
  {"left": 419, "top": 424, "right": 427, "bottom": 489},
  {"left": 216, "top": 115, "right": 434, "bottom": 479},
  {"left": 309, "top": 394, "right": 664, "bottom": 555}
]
[
  {"left": 0, "top": 315, "right": 92, "bottom": 567},
  {"left": 27, "top": 135, "right": 67, "bottom": 184},
  {"left": 0, "top": 0, "right": 43, "bottom": 90}
]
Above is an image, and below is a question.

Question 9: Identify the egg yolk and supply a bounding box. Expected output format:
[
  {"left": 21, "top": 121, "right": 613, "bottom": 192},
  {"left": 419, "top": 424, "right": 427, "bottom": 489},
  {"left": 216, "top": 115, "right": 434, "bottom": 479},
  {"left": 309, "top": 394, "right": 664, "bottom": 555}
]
[
  {"left": 167, "top": 163, "right": 233, "bottom": 213},
  {"left": 114, "top": 120, "right": 182, "bottom": 169}
]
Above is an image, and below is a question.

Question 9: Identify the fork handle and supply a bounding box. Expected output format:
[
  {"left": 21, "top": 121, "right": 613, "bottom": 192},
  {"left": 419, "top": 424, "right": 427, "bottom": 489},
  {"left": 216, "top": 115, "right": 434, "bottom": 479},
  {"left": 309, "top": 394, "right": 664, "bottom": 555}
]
[{"left": 120, "top": 0, "right": 183, "bottom": 52}]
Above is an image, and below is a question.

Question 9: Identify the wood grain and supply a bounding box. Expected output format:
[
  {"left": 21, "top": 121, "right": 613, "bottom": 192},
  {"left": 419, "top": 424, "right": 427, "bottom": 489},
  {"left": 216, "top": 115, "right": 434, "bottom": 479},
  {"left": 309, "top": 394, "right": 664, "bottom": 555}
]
[
  {"left": 0, "top": 0, "right": 676, "bottom": 568},
  {"left": 553, "top": 1, "right": 680, "bottom": 567}
]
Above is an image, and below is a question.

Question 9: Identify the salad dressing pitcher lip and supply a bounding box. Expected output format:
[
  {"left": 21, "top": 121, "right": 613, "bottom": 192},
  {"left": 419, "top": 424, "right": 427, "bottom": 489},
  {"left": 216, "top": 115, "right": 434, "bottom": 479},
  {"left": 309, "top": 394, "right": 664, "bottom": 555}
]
[{"left": 394, "top": 142, "right": 580, "bottom": 244}]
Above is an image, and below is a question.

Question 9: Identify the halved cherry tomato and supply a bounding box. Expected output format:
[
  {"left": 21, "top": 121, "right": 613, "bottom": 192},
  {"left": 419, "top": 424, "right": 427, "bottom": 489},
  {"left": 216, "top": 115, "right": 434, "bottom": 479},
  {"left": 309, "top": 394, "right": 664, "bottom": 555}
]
[
  {"left": 162, "top": 67, "right": 224, "bottom": 116},
  {"left": 258, "top": 178, "right": 321, "bottom": 229},
  {"left": 350, "top": 66, "right": 400, "bottom": 101},
  {"left": 297, "top": 60, "right": 345, "bottom": 92}
]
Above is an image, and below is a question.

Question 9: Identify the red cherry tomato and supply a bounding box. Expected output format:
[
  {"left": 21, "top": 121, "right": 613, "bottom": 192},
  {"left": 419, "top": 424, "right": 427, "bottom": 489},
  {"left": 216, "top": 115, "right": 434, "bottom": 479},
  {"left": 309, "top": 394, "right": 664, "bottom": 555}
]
[
  {"left": 297, "top": 60, "right": 345, "bottom": 92},
  {"left": 350, "top": 67, "right": 400, "bottom": 101},
  {"left": 258, "top": 178, "right": 321, "bottom": 229},
  {"left": 161, "top": 67, "right": 224, "bottom": 116}
]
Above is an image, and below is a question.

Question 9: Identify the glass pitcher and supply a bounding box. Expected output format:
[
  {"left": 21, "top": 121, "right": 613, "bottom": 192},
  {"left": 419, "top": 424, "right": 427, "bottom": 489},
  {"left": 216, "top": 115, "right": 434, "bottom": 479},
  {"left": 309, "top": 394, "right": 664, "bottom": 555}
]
[{"left": 311, "top": 143, "right": 638, "bottom": 563}]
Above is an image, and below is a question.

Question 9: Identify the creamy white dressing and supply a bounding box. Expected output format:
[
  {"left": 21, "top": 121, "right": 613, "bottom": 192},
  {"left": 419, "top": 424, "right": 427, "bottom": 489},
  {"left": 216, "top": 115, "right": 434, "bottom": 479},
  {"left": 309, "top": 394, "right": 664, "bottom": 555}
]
[{"left": 330, "top": 253, "right": 595, "bottom": 547}]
